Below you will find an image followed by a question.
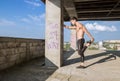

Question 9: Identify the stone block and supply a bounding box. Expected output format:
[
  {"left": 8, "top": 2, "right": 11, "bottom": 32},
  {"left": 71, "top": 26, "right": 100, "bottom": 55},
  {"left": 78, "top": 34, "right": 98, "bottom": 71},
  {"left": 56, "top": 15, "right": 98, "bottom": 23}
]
[
  {"left": 20, "top": 53, "right": 26, "bottom": 59},
  {"left": 36, "top": 46, "right": 41, "bottom": 50},
  {"left": 8, "top": 48, "right": 15, "bottom": 55},
  {"left": 21, "top": 43, "right": 26, "bottom": 47},
  {"left": 7, "top": 42, "right": 15, "bottom": 48},
  {"left": 29, "top": 43, "right": 33, "bottom": 46},
  {"left": 15, "top": 43, "right": 20, "bottom": 47},
  {"left": 0, "top": 43, "right": 3, "bottom": 49},
  {"left": 0, "top": 49, "right": 7, "bottom": 56},
  {"left": 8, "top": 54, "right": 19, "bottom": 62},
  {"left": 0, "top": 57, "right": 6, "bottom": 64},
  {"left": 30, "top": 47, "right": 36, "bottom": 52},
  {"left": 32, "top": 43, "right": 38, "bottom": 46},
  {"left": 5, "top": 49, "right": 14, "bottom": 55},
  {"left": 19, "top": 48, "right": 26, "bottom": 53},
  {"left": 2, "top": 43, "right": 7, "bottom": 49},
  {"left": 15, "top": 48, "right": 19, "bottom": 54}
]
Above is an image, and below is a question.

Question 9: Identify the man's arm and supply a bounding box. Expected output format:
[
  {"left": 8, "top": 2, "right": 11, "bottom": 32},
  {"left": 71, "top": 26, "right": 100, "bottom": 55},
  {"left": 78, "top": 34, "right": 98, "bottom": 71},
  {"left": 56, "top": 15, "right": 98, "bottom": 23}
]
[
  {"left": 64, "top": 25, "right": 76, "bottom": 29},
  {"left": 83, "top": 25, "right": 94, "bottom": 42}
]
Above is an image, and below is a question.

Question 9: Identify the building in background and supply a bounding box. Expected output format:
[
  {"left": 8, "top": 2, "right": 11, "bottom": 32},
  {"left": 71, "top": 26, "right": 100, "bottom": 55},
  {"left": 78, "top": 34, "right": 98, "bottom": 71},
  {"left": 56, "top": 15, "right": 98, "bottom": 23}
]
[
  {"left": 103, "top": 40, "right": 120, "bottom": 50},
  {"left": 64, "top": 40, "right": 120, "bottom": 51},
  {"left": 98, "top": 41, "right": 106, "bottom": 50}
]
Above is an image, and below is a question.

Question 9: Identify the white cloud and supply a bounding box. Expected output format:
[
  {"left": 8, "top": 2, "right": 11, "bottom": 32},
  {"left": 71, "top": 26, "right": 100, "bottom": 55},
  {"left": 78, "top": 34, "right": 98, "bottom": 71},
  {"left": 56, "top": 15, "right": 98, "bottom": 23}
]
[
  {"left": 24, "top": 0, "right": 41, "bottom": 7},
  {"left": 21, "top": 18, "right": 31, "bottom": 23},
  {"left": 21, "top": 13, "right": 45, "bottom": 26},
  {"left": 28, "top": 13, "right": 45, "bottom": 21},
  {"left": 0, "top": 19, "right": 16, "bottom": 26},
  {"left": 85, "top": 22, "right": 117, "bottom": 32}
]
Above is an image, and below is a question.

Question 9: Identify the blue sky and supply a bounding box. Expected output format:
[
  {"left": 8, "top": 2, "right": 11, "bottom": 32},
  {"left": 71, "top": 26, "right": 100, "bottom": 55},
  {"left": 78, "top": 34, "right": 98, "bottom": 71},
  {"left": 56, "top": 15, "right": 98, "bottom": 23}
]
[
  {"left": 0, "top": 0, "right": 45, "bottom": 39},
  {"left": 0, "top": 0, "right": 120, "bottom": 42},
  {"left": 64, "top": 21, "right": 120, "bottom": 42}
]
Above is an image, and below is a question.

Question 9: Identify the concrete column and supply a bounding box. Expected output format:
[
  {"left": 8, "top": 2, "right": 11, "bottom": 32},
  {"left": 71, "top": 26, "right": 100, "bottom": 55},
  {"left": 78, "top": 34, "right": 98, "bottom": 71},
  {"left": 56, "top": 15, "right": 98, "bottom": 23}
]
[
  {"left": 45, "top": 0, "right": 63, "bottom": 67},
  {"left": 70, "top": 30, "right": 77, "bottom": 50}
]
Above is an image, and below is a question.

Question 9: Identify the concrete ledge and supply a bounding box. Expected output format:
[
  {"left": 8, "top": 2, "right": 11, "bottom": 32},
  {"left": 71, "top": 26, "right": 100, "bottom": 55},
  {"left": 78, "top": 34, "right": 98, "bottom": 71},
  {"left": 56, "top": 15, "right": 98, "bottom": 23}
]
[{"left": 0, "top": 37, "right": 45, "bottom": 70}]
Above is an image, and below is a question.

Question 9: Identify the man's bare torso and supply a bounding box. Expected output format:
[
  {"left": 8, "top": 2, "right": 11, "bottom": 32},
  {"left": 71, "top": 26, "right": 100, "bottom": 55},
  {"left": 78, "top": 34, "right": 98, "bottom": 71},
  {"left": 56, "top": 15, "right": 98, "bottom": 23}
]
[{"left": 75, "top": 22, "right": 84, "bottom": 40}]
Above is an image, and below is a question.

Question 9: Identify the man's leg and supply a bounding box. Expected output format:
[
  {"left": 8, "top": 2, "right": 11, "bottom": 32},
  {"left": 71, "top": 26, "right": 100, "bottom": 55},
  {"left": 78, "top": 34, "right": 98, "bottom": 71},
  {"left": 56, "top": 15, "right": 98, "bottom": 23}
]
[
  {"left": 80, "top": 40, "right": 92, "bottom": 55},
  {"left": 77, "top": 39, "right": 85, "bottom": 65},
  {"left": 77, "top": 40, "right": 91, "bottom": 68}
]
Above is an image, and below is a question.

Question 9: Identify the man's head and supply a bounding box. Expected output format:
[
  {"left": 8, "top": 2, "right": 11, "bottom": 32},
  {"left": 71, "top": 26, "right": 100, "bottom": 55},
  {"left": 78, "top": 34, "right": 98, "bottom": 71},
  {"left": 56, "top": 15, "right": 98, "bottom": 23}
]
[{"left": 70, "top": 17, "right": 78, "bottom": 25}]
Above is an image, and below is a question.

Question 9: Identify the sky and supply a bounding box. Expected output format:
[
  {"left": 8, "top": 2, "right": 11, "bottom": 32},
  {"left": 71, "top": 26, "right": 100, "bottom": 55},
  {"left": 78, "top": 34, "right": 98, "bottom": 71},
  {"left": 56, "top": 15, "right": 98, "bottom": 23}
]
[
  {"left": 0, "top": 0, "right": 45, "bottom": 39},
  {"left": 0, "top": 0, "right": 120, "bottom": 42},
  {"left": 64, "top": 21, "right": 120, "bottom": 42}
]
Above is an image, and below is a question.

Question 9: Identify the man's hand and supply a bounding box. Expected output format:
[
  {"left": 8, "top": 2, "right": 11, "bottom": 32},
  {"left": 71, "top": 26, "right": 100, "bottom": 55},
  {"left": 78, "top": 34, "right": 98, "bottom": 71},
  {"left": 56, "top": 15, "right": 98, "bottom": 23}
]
[
  {"left": 63, "top": 25, "right": 66, "bottom": 28},
  {"left": 64, "top": 25, "right": 69, "bottom": 28},
  {"left": 86, "top": 38, "right": 94, "bottom": 46}
]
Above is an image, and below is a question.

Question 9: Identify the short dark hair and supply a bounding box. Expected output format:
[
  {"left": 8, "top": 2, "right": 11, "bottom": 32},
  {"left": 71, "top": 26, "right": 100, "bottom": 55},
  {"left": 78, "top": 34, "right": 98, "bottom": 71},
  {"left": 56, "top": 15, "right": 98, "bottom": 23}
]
[{"left": 70, "top": 17, "right": 78, "bottom": 21}]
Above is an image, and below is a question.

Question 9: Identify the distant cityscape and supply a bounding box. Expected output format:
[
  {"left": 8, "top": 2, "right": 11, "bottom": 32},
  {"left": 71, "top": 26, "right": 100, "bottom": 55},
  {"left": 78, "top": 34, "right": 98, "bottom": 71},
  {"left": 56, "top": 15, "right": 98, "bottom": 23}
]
[{"left": 64, "top": 40, "right": 120, "bottom": 51}]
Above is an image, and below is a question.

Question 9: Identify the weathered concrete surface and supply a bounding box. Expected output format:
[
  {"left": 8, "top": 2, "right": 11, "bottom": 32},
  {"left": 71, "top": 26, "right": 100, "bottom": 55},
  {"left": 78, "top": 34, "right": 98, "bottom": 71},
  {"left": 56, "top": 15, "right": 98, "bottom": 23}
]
[
  {"left": 0, "top": 50, "right": 120, "bottom": 81},
  {"left": 0, "top": 37, "right": 45, "bottom": 70},
  {"left": 46, "top": 50, "right": 120, "bottom": 81},
  {"left": 0, "top": 58, "right": 56, "bottom": 81},
  {"left": 45, "top": 0, "right": 63, "bottom": 67}
]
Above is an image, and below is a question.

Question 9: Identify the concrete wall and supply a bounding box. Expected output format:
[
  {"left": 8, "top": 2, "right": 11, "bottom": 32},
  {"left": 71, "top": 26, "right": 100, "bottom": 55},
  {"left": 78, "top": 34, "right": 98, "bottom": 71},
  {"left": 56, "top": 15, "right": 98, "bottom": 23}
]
[
  {"left": 0, "top": 37, "right": 45, "bottom": 70},
  {"left": 45, "top": 0, "right": 63, "bottom": 67}
]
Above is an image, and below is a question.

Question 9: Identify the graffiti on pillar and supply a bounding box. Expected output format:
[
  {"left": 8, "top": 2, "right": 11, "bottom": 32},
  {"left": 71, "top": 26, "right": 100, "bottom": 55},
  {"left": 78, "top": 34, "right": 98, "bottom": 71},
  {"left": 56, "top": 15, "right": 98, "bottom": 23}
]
[
  {"left": 70, "top": 30, "right": 77, "bottom": 50},
  {"left": 47, "top": 23, "right": 59, "bottom": 49}
]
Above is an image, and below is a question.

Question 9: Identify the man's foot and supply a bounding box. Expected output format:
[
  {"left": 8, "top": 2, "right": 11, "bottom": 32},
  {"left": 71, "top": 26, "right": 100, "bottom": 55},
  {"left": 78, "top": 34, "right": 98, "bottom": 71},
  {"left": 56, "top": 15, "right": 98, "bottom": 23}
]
[
  {"left": 86, "top": 43, "right": 90, "bottom": 47},
  {"left": 77, "top": 62, "right": 86, "bottom": 68}
]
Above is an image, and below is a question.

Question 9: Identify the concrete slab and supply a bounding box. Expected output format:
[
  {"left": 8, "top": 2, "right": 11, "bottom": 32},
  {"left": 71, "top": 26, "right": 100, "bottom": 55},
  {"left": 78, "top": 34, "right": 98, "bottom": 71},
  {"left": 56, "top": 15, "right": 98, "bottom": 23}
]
[
  {"left": 47, "top": 50, "right": 120, "bottom": 81},
  {"left": 0, "top": 50, "right": 120, "bottom": 81}
]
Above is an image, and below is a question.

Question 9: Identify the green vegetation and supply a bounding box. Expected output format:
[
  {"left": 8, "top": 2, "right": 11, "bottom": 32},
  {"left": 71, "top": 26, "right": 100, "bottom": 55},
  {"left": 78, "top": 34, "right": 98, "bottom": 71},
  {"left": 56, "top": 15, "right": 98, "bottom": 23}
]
[
  {"left": 64, "top": 43, "right": 70, "bottom": 51},
  {"left": 88, "top": 42, "right": 99, "bottom": 50},
  {"left": 88, "top": 47, "right": 99, "bottom": 50},
  {"left": 103, "top": 42, "right": 117, "bottom": 50}
]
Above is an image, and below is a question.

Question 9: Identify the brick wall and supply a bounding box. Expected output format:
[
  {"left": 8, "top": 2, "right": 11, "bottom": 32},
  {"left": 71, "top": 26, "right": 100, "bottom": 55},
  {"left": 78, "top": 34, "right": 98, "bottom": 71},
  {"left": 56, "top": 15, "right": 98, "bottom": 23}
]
[{"left": 0, "top": 37, "right": 45, "bottom": 70}]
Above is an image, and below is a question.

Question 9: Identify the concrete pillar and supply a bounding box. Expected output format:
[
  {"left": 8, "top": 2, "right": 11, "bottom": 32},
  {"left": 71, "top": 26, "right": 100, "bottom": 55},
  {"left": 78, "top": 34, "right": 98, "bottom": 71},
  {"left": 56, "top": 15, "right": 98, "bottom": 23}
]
[
  {"left": 70, "top": 30, "right": 77, "bottom": 50},
  {"left": 45, "top": 0, "right": 63, "bottom": 67}
]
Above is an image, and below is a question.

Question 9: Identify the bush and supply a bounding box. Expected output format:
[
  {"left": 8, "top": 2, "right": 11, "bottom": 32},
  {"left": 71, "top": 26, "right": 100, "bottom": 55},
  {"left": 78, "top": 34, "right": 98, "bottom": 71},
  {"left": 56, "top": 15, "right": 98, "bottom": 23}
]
[
  {"left": 64, "top": 43, "right": 70, "bottom": 51},
  {"left": 88, "top": 47, "right": 98, "bottom": 50}
]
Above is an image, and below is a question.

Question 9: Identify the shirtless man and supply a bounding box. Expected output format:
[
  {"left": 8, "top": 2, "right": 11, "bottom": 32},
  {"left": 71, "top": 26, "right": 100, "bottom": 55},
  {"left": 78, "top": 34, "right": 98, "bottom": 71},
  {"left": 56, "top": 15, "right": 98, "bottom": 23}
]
[{"left": 64, "top": 17, "right": 94, "bottom": 68}]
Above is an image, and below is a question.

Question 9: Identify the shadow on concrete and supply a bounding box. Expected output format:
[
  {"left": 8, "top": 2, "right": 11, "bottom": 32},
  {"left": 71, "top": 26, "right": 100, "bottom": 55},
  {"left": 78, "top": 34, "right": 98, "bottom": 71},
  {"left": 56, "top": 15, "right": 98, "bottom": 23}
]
[
  {"left": 64, "top": 50, "right": 119, "bottom": 67},
  {"left": 45, "top": 57, "right": 59, "bottom": 68},
  {"left": 0, "top": 57, "right": 57, "bottom": 81},
  {"left": 63, "top": 50, "right": 76, "bottom": 66},
  {"left": 107, "top": 50, "right": 120, "bottom": 57},
  {"left": 63, "top": 48, "right": 75, "bottom": 59},
  {"left": 85, "top": 54, "right": 116, "bottom": 68}
]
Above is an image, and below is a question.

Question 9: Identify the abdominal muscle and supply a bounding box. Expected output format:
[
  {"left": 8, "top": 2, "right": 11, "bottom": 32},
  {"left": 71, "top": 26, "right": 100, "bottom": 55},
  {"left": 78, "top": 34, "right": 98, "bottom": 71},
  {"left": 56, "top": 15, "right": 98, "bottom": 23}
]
[{"left": 76, "top": 29, "right": 84, "bottom": 40}]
